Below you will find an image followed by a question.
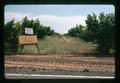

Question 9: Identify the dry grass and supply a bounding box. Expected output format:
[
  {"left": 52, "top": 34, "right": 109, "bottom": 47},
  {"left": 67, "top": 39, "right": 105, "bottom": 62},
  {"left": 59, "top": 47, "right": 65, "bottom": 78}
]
[{"left": 20, "top": 36, "right": 96, "bottom": 54}]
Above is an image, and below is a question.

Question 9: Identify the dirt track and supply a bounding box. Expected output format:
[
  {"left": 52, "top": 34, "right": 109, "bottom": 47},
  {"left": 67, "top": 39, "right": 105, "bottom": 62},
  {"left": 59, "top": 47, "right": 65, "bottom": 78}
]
[{"left": 5, "top": 54, "right": 115, "bottom": 73}]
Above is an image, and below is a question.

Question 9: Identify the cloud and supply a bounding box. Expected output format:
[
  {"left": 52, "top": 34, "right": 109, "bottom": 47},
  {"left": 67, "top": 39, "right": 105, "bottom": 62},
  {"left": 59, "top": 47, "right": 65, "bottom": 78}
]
[
  {"left": 31, "top": 15, "right": 86, "bottom": 34},
  {"left": 5, "top": 12, "right": 32, "bottom": 23},
  {"left": 5, "top": 12, "right": 86, "bottom": 34}
]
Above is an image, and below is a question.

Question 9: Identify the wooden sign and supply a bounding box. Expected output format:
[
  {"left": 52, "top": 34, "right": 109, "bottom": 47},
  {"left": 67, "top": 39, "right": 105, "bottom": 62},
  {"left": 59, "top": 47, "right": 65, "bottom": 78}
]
[{"left": 19, "top": 35, "right": 37, "bottom": 45}]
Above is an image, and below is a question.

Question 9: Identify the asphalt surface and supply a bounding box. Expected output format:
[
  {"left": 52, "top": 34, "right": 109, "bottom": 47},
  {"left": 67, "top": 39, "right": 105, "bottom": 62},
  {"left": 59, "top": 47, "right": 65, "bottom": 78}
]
[
  {"left": 5, "top": 74, "right": 114, "bottom": 79},
  {"left": 5, "top": 67, "right": 115, "bottom": 76},
  {"left": 5, "top": 68, "right": 115, "bottom": 79}
]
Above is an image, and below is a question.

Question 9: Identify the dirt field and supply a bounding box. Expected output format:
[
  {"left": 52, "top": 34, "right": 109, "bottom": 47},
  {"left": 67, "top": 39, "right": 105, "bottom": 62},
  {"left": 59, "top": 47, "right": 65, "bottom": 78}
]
[{"left": 5, "top": 54, "right": 115, "bottom": 73}]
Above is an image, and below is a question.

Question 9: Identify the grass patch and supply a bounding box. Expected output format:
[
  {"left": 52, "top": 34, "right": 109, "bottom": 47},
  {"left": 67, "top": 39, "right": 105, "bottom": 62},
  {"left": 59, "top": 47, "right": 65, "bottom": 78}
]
[{"left": 18, "top": 36, "right": 96, "bottom": 54}]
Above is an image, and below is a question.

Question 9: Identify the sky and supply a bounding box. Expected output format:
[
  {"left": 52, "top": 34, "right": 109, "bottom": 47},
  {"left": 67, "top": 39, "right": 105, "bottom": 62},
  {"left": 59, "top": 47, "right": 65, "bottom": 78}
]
[{"left": 5, "top": 5, "right": 114, "bottom": 34}]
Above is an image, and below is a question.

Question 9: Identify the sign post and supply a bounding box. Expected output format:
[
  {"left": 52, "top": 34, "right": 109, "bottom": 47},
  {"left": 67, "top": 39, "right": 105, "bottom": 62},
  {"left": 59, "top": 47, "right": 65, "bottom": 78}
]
[{"left": 18, "top": 28, "right": 40, "bottom": 54}]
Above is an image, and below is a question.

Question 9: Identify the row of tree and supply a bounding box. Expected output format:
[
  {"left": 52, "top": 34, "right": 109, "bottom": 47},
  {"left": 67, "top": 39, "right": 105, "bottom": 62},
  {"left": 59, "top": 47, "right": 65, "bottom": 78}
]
[
  {"left": 5, "top": 12, "right": 115, "bottom": 54},
  {"left": 5, "top": 17, "right": 57, "bottom": 53},
  {"left": 67, "top": 13, "right": 115, "bottom": 54}
]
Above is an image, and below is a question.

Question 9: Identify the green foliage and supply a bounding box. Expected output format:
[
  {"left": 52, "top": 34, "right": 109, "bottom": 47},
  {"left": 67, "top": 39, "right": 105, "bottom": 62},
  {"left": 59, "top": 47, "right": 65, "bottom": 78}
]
[
  {"left": 20, "top": 17, "right": 55, "bottom": 38},
  {"left": 5, "top": 19, "right": 19, "bottom": 53},
  {"left": 85, "top": 13, "right": 115, "bottom": 53},
  {"left": 85, "top": 13, "right": 99, "bottom": 41},
  {"left": 67, "top": 13, "right": 115, "bottom": 54},
  {"left": 67, "top": 24, "right": 86, "bottom": 38},
  {"left": 96, "top": 13, "right": 115, "bottom": 53},
  {"left": 5, "top": 17, "right": 56, "bottom": 54}
]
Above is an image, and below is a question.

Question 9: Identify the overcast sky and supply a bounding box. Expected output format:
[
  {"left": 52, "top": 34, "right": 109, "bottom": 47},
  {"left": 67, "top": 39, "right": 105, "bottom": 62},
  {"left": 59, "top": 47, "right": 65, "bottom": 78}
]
[{"left": 5, "top": 5, "right": 114, "bottom": 34}]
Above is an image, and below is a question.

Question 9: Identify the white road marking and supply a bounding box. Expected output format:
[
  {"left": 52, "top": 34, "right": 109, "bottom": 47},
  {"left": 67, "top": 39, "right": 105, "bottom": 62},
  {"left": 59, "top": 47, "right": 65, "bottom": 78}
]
[{"left": 5, "top": 74, "right": 114, "bottom": 79}]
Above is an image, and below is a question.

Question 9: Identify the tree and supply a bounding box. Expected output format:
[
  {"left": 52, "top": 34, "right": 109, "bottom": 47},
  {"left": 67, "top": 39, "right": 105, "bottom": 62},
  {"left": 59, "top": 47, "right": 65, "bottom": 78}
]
[
  {"left": 67, "top": 24, "right": 86, "bottom": 38},
  {"left": 96, "top": 13, "right": 115, "bottom": 53},
  {"left": 67, "top": 13, "right": 115, "bottom": 54},
  {"left": 5, "top": 17, "right": 56, "bottom": 54},
  {"left": 85, "top": 13, "right": 115, "bottom": 54},
  {"left": 85, "top": 13, "right": 99, "bottom": 41},
  {"left": 5, "top": 19, "right": 19, "bottom": 53},
  {"left": 21, "top": 17, "right": 55, "bottom": 38}
]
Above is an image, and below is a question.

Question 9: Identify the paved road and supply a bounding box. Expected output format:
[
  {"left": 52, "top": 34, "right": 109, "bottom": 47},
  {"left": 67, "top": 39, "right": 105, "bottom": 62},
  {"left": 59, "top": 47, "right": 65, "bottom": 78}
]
[
  {"left": 5, "top": 74, "right": 114, "bottom": 79},
  {"left": 5, "top": 68, "right": 115, "bottom": 76},
  {"left": 5, "top": 68, "right": 115, "bottom": 79}
]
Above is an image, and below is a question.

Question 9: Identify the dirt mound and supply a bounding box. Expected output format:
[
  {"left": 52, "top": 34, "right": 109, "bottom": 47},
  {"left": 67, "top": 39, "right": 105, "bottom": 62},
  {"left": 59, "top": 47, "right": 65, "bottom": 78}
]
[{"left": 5, "top": 54, "right": 115, "bottom": 73}]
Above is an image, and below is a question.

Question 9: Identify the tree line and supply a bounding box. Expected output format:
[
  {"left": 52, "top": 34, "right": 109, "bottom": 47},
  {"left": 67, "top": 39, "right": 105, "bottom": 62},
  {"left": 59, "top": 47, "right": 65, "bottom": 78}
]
[
  {"left": 5, "top": 17, "right": 58, "bottom": 53},
  {"left": 5, "top": 12, "right": 115, "bottom": 54},
  {"left": 67, "top": 13, "right": 115, "bottom": 54}
]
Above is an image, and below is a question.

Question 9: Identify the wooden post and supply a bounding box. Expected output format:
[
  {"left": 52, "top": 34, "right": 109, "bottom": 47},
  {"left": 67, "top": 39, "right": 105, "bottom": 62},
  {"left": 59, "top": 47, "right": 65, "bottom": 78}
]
[
  {"left": 20, "top": 45, "right": 24, "bottom": 54},
  {"left": 36, "top": 44, "right": 40, "bottom": 53}
]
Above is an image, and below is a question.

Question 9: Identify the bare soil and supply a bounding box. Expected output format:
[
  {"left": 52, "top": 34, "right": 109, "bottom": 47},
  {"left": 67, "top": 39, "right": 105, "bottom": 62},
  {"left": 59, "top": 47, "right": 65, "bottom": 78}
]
[{"left": 5, "top": 54, "right": 115, "bottom": 73}]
